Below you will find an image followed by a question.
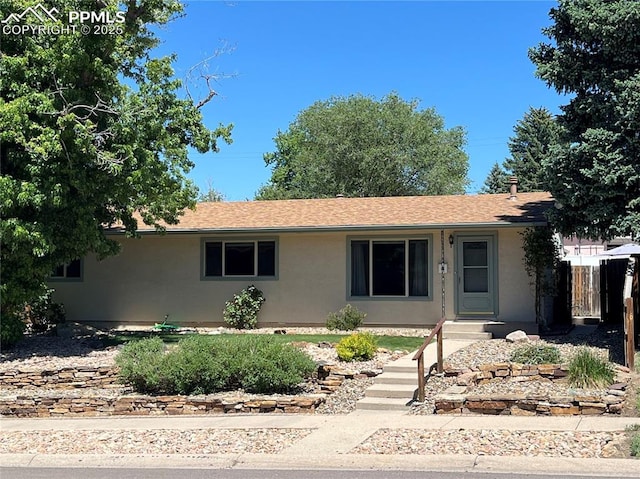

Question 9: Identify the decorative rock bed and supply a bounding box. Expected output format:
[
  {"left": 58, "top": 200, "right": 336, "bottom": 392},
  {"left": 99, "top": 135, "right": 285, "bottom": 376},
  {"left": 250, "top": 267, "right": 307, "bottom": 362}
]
[{"left": 433, "top": 362, "right": 627, "bottom": 415}]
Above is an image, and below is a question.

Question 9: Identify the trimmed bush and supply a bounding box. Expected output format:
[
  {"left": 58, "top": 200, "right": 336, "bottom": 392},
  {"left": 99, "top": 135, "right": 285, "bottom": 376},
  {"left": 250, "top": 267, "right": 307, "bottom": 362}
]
[
  {"left": 510, "top": 344, "right": 561, "bottom": 365},
  {"left": 567, "top": 347, "right": 615, "bottom": 389},
  {"left": 115, "top": 335, "right": 315, "bottom": 395},
  {"left": 163, "top": 336, "right": 230, "bottom": 395},
  {"left": 336, "top": 332, "right": 377, "bottom": 362},
  {"left": 115, "top": 337, "right": 167, "bottom": 393},
  {"left": 234, "top": 335, "right": 317, "bottom": 393},
  {"left": 326, "top": 304, "right": 366, "bottom": 331},
  {"left": 223, "top": 285, "right": 265, "bottom": 329}
]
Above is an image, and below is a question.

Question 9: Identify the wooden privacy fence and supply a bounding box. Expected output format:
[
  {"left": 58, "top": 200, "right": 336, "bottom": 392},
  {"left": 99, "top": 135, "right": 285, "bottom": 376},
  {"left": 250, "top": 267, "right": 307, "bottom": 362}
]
[{"left": 571, "top": 264, "right": 601, "bottom": 318}]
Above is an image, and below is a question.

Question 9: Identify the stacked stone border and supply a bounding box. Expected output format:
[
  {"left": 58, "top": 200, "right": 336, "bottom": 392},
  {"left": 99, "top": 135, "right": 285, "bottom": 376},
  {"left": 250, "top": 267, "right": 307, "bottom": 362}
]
[
  {"left": 0, "top": 367, "right": 119, "bottom": 389},
  {"left": 434, "top": 362, "right": 627, "bottom": 415},
  {"left": 0, "top": 364, "right": 367, "bottom": 418}
]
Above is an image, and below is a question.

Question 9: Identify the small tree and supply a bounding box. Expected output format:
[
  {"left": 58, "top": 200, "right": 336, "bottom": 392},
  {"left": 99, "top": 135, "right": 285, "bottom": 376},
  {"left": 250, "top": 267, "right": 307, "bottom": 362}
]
[
  {"left": 521, "top": 226, "right": 561, "bottom": 329},
  {"left": 198, "top": 179, "right": 225, "bottom": 202},
  {"left": 480, "top": 162, "right": 509, "bottom": 194}
]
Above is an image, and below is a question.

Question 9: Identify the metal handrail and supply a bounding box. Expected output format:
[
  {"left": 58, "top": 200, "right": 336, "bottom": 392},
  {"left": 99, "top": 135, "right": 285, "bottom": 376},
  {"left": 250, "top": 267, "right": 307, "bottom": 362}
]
[{"left": 412, "top": 317, "right": 446, "bottom": 402}]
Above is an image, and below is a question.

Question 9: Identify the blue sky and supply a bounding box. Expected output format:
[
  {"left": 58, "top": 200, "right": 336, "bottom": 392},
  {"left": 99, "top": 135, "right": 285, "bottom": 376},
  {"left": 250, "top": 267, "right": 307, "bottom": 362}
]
[{"left": 154, "top": 1, "right": 564, "bottom": 200}]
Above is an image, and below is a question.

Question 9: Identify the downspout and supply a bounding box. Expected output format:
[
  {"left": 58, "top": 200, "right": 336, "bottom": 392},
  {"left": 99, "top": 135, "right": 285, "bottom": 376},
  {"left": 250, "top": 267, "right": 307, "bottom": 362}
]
[{"left": 441, "top": 230, "right": 446, "bottom": 319}]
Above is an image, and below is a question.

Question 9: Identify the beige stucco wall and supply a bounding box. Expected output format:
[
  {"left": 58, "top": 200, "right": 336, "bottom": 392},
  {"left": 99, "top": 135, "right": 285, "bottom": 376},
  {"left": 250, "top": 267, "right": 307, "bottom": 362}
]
[
  {"left": 495, "top": 228, "right": 536, "bottom": 322},
  {"left": 50, "top": 228, "right": 536, "bottom": 329}
]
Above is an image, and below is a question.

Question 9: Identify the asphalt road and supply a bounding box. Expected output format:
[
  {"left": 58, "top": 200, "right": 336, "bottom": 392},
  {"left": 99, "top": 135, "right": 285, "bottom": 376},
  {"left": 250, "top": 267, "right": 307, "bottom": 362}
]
[{"left": 1, "top": 469, "right": 636, "bottom": 479}]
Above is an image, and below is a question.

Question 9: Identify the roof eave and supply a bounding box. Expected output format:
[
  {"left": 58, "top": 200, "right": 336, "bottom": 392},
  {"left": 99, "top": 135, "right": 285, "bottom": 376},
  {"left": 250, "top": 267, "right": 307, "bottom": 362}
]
[{"left": 105, "top": 220, "right": 549, "bottom": 236}]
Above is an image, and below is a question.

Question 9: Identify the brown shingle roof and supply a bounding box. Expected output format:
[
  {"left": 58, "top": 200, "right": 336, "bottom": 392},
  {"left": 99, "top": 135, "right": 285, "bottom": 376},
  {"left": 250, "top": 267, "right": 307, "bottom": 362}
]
[{"left": 129, "top": 192, "right": 553, "bottom": 233}]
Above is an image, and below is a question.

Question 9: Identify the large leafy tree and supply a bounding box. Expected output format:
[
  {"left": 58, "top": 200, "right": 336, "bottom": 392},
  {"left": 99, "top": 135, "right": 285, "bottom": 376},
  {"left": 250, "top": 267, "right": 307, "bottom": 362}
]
[
  {"left": 256, "top": 92, "right": 469, "bottom": 199},
  {"left": 529, "top": 0, "right": 640, "bottom": 240},
  {"left": 1, "top": 1, "right": 232, "bottom": 335},
  {"left": 480, "top": 107, "right": 561, "bottom": 194}
]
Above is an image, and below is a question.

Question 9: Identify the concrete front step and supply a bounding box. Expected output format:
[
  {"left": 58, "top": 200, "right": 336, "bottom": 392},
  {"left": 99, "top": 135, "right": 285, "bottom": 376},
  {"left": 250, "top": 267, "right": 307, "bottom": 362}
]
[
  {"left": 380, "top": 363, "right": 415, "bottom": 375},
  {"left": 355, "top": 396, "right": 413, "bottom": 411},
  {"left": 442, "top": 331, "right": 492, "bottom": 340},
  {"left": 373, "top": 372, "right": 417, "bottom": 385},
  {"left": 443, "top": 320, "right": 498, "bottom": 332},
  {"left": 442, "top": 320, "right": 494, "bottom": 340},
  {"left": 364, "top": 383, "right": 417, "bottom": 399}
]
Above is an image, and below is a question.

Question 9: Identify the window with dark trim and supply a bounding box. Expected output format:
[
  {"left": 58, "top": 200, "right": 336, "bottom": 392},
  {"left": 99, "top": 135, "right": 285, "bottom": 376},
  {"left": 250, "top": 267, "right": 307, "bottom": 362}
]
[
  {"left": 51, "top": 259, "right": 82, "bottom": 279},
  {"left": 204, "top": 240, "right": 276, "bottom": 278},
  {"left": 350, "top": 239, "right": 428, "bottom": 297}
]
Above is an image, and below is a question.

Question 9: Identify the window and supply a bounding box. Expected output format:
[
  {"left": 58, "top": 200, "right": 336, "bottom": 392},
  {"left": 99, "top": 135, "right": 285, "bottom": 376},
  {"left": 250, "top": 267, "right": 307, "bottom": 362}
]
[
  {"left": 51, "top": 259, "right": 82, "bottom": 280},
  {"left": 204, "top": 240, "right": 276, "bottom": 278},
  {"left": 350, "top": 238, "right": 429, "bottom": 297}
]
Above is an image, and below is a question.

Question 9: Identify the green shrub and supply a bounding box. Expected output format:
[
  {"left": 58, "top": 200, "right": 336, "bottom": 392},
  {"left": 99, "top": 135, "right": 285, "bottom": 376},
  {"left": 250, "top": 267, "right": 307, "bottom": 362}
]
[
  {"left": 223, "top": 285, "right": 265, "bottom": 329},
  {"left": 628, "top": 425, "right": 640, "bottom": 457},
  {"left": 631, "top": 433, "right": 640, "bottom": 457},
  {"left": 235, "top": 336, "right": 317, "bottom": 394},
  {"left": 1, "top": 314, "right": 26, "bottom": 350},
  {"left": 510, "top": 344, "right": 561, "bottom": 364},
  {"left": 326, "top": 304, "right": 366, "bottom": 331},
  {"left": 1, "top": 289, "right": 66, "bottom": 349},
  {"left": 20, "top": 289, "right": 66, "bottom": 333},
  {"left": 567, "top": 347, "right": 615, "bottom": 389},
  {"left": 163, "top": 336, "right": 229, "bottom": 395},
  {"left": 115, "top": 337, "right": 167, "bottom": 393},
  {"left": 336, "top": 332, "right": 377, "bottom": 362},
  {"left": 115, "top": 335, "right": 315, "bottom": 395}
]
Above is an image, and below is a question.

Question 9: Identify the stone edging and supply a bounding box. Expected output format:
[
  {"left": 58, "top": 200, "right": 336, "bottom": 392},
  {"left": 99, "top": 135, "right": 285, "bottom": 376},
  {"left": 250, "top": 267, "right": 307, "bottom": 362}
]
[
  {"left": 0, "top": 367, "right": 119, "bottom": 389},
  {"left": 434, "top": 363, "right": 627, "bottom": 415},
  {"left": 0, "top": 394, "right": 326, "bottom": 417},
  {"left": 0, "top": 364, "right": 369, "bottom": 417}
]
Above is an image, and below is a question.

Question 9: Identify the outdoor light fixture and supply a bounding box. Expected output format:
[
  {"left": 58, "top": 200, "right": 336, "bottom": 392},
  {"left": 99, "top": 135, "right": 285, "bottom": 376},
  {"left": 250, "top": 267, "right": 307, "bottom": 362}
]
[{"left": 448, "top": 234, "right": 454, "bottom": 246}]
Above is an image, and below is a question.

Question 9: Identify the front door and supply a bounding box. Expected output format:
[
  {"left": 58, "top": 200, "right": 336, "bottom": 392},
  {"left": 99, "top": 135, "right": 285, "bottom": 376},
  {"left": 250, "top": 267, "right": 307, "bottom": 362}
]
[{"left": 455, "top": 236, "right": 496, "bottom": 316}]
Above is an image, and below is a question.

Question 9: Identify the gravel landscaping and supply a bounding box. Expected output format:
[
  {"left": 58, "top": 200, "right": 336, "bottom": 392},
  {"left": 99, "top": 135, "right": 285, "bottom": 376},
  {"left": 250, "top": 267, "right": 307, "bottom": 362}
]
[
  {"left": 352, "top": 429, "right": 628, "bottom": 458},
  {"left": 1, "top": 324, "right": 638, "bottom": 458}
]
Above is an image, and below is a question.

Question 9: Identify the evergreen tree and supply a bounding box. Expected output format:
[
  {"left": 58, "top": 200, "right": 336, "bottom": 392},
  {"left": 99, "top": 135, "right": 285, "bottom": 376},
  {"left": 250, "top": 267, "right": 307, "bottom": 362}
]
[
  {"left": 529, "top": 0, "right": 640, "bottom": 239},
  {"left": 480, "top": 162, "right": 509, "bottom": 194},
  {"left": 504, "top": 107, "right": 561, "bottom": 192}
]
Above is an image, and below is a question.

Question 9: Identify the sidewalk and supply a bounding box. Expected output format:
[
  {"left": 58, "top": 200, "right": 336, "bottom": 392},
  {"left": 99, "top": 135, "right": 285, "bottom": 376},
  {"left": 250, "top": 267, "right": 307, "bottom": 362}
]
[
  {"left": 2, "top": 412, "right": 639, "bottom": 475},
  {"left": 2, "top": 340, "right": 640, "bottom": 476}
]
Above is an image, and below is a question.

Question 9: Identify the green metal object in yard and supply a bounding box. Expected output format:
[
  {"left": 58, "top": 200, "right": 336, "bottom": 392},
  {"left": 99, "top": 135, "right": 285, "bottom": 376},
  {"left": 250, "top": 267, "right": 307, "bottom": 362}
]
[{"left": 153, "top": 321, "right": 179, "bottom": 331}]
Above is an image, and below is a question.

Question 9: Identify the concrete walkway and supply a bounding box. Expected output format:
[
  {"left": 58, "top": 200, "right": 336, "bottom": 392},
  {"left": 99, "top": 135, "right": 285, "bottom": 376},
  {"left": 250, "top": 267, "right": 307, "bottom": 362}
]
[{"left": 2, "top": 339, "right": 640, "bottom": 476}]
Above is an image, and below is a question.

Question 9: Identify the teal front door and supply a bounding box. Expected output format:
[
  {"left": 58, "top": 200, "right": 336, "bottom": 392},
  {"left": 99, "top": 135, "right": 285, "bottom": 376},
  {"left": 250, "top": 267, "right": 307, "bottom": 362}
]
[{"left": 456, "top": 236, "right": 496, "bottom": 316}]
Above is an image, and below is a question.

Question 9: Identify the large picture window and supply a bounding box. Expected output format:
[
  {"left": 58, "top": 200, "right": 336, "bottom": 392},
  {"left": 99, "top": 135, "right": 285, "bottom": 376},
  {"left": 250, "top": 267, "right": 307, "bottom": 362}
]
[
  {"left": 350, "top": 238, "right": 429, "bottom": 298},
  {"left": 204, "top": 240, "right": 276, "bottom": 278}
]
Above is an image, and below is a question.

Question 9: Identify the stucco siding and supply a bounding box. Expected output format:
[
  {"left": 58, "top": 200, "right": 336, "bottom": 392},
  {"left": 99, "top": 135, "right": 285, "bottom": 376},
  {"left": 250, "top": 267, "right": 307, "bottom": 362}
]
[
  {"left": 50, "top": 227, "right": 536, "bottom": 328},
  {"left": 496, "top": 228, "right": 536, "bottom": 322}
]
